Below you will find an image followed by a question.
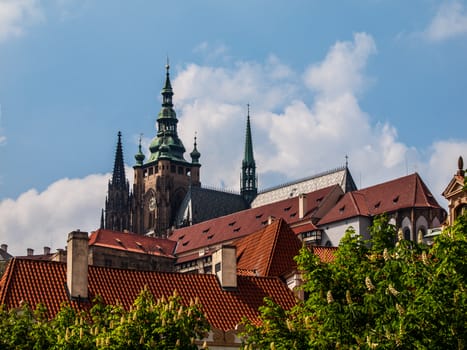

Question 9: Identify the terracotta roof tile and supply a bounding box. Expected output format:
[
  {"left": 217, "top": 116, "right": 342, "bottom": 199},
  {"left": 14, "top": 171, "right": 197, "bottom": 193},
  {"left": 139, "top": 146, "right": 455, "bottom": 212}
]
[
  {"left": 0, "top": 258, "right": 296, "bottom": 331},
  {"left": 312, "top": 246, "right": 337, "bottom": 263},
  {"left": 172, "top": 185, "right": 340, "bottom": 255},
  {"left": 89, "top": 229, "right": 177, "bottom": 258},
  {"left": 319, "top": 173, "right": 443, "bottom": 225},
  {"left": 234, "top": 219, "right": 302, "bottom": 277}
]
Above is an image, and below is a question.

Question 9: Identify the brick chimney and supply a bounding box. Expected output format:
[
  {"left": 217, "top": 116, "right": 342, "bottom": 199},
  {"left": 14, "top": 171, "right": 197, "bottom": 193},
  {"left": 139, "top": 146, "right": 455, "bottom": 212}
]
[
  {"left": 0, "top": 244, "right": 7, "bottom": 252},
  {"left": 27, "top": 248, "right": 34, "bottom": 256},
  {"left": 67, "top": 230, "right": 89, "bottom": 300},
  {"left": 43, "top": 246, "right": 51, "bottom": 255},
  {"left": 299, "top": 193, "right": 307, "bottom": 219},
  {"left": 212, "top": 245, "right": 237, "bottom": 290}
]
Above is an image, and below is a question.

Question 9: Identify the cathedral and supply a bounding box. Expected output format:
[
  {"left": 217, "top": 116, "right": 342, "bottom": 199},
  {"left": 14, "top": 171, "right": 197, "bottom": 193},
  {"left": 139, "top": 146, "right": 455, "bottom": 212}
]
[{"left": 102, "top": 64, "right": 256, "bottom": 236}]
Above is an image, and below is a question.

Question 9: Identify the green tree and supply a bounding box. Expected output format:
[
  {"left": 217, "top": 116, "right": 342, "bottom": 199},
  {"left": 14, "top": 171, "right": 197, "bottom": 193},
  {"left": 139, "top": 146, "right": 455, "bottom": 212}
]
[
  {"left": 241, "top": 214, "right": 467, "bottom": 349},
  {"left": 0, "top": 288, "right": 210, "bottom": 349}
]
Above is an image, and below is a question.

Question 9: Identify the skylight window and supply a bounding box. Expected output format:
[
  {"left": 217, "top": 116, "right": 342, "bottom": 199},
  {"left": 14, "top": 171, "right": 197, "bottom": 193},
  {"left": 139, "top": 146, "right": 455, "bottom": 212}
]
[
  {"left": 393, "top": 196, "right": 399, "bottom": 203},
  {"left": 228, "top": 221, "right": 236, "bottom": 226}
]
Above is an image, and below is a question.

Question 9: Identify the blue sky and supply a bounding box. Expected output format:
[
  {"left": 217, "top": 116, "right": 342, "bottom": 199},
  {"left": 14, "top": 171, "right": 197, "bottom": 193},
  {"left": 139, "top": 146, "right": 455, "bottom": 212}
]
[{"left": 0, "top": 0, "right": 466, "bottom": 255}]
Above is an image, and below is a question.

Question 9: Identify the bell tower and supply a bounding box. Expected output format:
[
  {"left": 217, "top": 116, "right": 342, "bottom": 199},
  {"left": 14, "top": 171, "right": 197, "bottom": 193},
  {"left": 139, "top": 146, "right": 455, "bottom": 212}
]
[{"left": 132, "top": 63, "right": 201, "bottom": 236}]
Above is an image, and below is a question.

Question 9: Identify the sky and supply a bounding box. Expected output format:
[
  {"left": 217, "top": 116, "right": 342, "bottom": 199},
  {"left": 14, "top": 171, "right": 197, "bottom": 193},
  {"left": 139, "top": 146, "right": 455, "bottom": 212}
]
[{"left": 0, "top": 0, "right": 466, "bottom": 256}]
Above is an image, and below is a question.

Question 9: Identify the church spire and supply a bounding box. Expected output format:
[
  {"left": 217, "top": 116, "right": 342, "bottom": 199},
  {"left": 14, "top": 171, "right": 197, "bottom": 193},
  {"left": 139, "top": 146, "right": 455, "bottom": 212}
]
[
  {"left": 112, "top": 131, "right": 126, "bottom": 186},
  {"left": 241, "top": 104, "right": 257, "bottom": 205},
  {"left": 103, "top": 131, "right": 131, "bottom": 232},
  {"left": 147, "top": 62, "right": 188, "bottom": 163}
]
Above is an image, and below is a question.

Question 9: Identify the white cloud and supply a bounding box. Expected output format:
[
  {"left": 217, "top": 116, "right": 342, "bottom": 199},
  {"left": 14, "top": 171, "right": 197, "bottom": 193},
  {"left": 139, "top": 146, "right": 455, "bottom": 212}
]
[
  {"left": 0, "top": 173, "right": 108, "bottom": 256},
  {"left": 0, "top": 0, "right": 43, "bottom": 42},
  {"left": 304, "top": 32, "right": 376, "bottom": 97},
  {"left": 425, "top": 1, "right": 467, "bottom": 41}
]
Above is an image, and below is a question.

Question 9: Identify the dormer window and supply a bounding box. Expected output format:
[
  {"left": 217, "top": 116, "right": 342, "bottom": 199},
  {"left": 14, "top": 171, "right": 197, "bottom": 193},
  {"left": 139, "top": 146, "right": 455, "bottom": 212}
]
[
  {"left": 233, "top": 227, "right": 241, "bottom": 232},
  {"left": 393, "top": 196, "right": 399, "bottom": 203},
  {"left": 228, "top": 221, "right": 236, "bottom": 226},
  {"left": 339, "top": 205, "right": 345, "bottom": 213},
  {"left": 255, "top": 214, "right": 263, "bottom": 219},
  {"left": 374, "top": 201, "right": 381, "bottom": 208},
  {"left": 284, "top": 206, "right": 291, "bottom": 212}
]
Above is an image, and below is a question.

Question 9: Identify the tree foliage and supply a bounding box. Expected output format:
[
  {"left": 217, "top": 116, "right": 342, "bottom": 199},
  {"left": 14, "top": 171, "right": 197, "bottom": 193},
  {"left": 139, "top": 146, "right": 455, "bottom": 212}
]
[
  {"left": 242, "top": 214, "right": 467, "bottom": 349},
  {"left": 0, "top": 288, "right": 210, "bottom": 349}
]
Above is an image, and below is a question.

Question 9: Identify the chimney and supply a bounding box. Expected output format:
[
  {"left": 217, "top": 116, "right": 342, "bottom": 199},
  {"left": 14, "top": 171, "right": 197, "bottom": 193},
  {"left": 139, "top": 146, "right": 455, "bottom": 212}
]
[
  {"left": 212, "top": 245, "right": 237, "bottom": 290},
  {"left": 43, "top": 246, "right": 51, "bottom": 255},
  {"left": 0, "top": 244, "right": 7, "bottom": 252},
  {"left": 67, "top": 230, "right": 89, "bottom": 300},
  {"left": 299, "top": 193, "right": 307, "bottom": 219},
  {"left": 27, "top": 248, "right": 34, "bottom": 256}
]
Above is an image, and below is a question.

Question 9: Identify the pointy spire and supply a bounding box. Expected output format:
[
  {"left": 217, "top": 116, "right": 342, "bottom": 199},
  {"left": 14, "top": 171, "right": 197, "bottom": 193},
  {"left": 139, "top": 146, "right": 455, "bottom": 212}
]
[
  {"left": 243, "top": 104, "right": 255, "bottom": 166},
  {"left": 241, "top": 104, "right": 257, "bottom": 205},
  {"left": 112, "top": 131, "right": 126, "bottom": 186},
  {"left": 148, "top": 61, "right": 188, "bottom": 164}
]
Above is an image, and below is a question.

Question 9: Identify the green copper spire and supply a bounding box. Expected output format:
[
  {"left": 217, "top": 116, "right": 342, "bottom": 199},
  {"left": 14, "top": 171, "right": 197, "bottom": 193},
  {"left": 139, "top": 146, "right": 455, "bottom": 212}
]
[
  {"left": 190, "top": 134, "right": 201, "bottom": 164},
  {"left": 241, "top": 104, "right": 257, "bottom": 204},
  {"left": 148, "top": 62, "right": 189, "bottom": 164},
  {"left": 134, "top": 134, "right": 145, "bottom": 166}
]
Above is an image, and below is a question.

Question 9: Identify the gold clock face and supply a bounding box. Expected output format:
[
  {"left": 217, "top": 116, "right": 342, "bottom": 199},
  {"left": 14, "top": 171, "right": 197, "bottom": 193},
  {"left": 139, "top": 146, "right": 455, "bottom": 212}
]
[{"left": 149, "top": 197, "right": 156, "bottom": 211}]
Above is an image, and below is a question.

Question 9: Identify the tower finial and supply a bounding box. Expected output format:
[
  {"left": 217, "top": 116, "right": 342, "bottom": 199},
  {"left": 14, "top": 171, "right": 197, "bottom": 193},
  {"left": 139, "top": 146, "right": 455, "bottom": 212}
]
[
  {"left": 166, "top": 56, "right": 170, "bottom": 72},
  {"left": 345, "top": 154, "right": 349, "bottom": 167}
]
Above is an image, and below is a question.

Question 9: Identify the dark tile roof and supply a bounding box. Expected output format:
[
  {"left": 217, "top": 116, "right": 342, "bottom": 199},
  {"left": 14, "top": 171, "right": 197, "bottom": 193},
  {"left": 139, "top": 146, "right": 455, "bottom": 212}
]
[
  {"left": 0, "top": 258, "right": 296, "bottom": 331},
  {"left": 319, "top": 173, "right": 444, "bottom": 225},
  {"left": 175, "top": 186, "right": 249, "bottom": 227},
  {"left": 172, "top": 185, "right": 340, "bottom": 256},
  {"left": 89, "top": 229, "right": 177, "bottom": 257},
  {"left": 234, "top": 219, "right": 302, "bottom": 277}
]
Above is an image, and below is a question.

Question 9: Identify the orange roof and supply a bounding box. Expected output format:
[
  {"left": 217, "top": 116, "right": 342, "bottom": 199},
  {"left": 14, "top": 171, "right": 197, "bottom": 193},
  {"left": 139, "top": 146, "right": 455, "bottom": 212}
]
[
  {"left": 89, "top": 229, "right": 177, "bottom": 258},
  {"left": 0, "top": 258, "right": 296, "bottom": 331},
  {"left": 172, "top": 185, "right": 340, "bottom": 255},
  {"left": 312, "top": 246, "right": 337, "bottom": 263},
  {"left": 234, "top": 219, "right": 302, "bottom": 277},
  {"left": 319, "top": 173, "right": 443, "bottom": 225}
]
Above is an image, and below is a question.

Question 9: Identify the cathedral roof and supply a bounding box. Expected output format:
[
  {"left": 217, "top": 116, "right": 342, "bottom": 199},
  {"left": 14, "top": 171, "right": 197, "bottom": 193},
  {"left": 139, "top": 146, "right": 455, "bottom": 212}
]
[
  {"left": 0, "top": 258, "right": 296, "bottom": 331},
  {"left": 174, "top": 186, "right": 249, "bottom": 227},
  {"left": 318, "top": 173, "right": 444, "bottom": 225},
  {"left": 251, "top": 166, "right": 357, "bottom": 207}
]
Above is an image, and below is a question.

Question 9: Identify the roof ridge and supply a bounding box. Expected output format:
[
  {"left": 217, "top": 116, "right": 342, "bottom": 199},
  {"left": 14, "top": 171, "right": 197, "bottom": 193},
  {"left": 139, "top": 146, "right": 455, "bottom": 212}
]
[
  {"left": 0, "top": 258, "right": 16, "bottom": 305},
  {"left": 258, "top": 166, "right": 346, "bottom": 194},
  {"left": 264, "top": 219, "right": 284, "bottom": 276}
]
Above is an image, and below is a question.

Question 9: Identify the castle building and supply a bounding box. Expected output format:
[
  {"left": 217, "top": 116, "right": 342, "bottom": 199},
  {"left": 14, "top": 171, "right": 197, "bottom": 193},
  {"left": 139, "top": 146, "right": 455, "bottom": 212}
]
[{"left": 103, "top": 64, "right": 257, "bottom": 237}]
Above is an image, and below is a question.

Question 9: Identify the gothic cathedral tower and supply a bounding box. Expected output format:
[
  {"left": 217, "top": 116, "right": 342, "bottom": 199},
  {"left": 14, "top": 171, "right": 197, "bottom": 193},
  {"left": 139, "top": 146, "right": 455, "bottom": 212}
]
[
  {"left": 240, "top": 105, "right": 257, "bottom": 204},
  {"left": 132, "top": 64, "right": 201, "bottom": 236},
  {"left": 103, "top": 131, "right": 131, "bottom": 231}
]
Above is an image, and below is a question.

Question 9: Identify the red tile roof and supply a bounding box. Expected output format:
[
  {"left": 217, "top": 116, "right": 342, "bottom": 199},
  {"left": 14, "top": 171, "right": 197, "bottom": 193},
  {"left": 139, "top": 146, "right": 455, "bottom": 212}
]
[
  {"left": 319, "top": 173, "right": 443, "bottom": 225},
  {"left": 172, "top": 185, "right": 340, "bottom": 256},
  {"left": 234, "top": 219, "right": 302, "bottom": 277},
  {"left": 0, "top": 258, "right": 296, "bottom": 331},
  {"left": 89, "top": 229, "right": 177, "bottom": 258},
  {"left": 311, "top": 246, "right": 337, "bottom": 263}
]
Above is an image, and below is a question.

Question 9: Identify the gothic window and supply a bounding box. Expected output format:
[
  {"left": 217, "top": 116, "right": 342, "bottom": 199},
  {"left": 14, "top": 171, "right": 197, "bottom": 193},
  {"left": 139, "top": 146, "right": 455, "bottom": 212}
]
[{"left": 403, "top": 228, "right": 411, "bottom": 241}]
